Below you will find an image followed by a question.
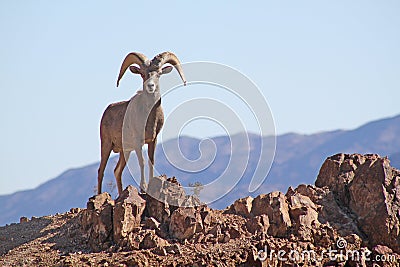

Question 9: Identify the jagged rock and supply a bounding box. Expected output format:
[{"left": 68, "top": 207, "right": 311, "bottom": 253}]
[
  {"left": 316, "top": 154, "right": 400, "bottom": 253},
  {"left": 225, "top": 224, "right": 242, "bottom": 239},
  {"left": 348, "top": 156, "right": 400, "bottom": 252},
  {"left": 287, "top": 192, "right": 320, "bottom": 241},
  {"left": 19, "top": 217, "right": 29, "bottom": 223},
  {"left": 251, "top": 191, "right": 291, "bottom": 237},
  {"left": 139, "top": 230, "right": 169, "bottom": 249},
  {"left": 310, "top": 221, "right": 338, "bottom": 248},
  {"left": 143, "top": 217, "right": 161, "bottom": 231},
  {"left": 6, "top": 158, "right": 400, "bottom": 266},
  {"left": 203, "top": 233, "right": 214, "bottom": 243},
  {"left": 144, "top": 175, "right": 187, "bottom": 224},
  {"left": 230, "top": 196, "right": 253, "bottom": 218},
  {"left": 147, "top": 175, "right": 186, "bottom": 208},
  {"left": 144, "top": 196, "right": 171, "bottom": 224},
  {"left": 69, "top": 207, "right": 81, "bottom": 214},
  {"left": 288, "top": 193, "right": 319, "bottom": 226},
  {"left": 289, "top": 184, "right": 362, "bottom": 238},
  {"left": 182, "top": 195, "right": 201, "bottom": 207},
  {"left": 169, "top": 207, "right": 203, "bottom": 240},
  {"left": 113, "top": 185, "right": 146, "bottom": 245},
  {"left": 288, "top": 184, "right": 326, "bottom": 203},
  {"left": 246, "top": 215, "right": 269, "bottom": 234},
  {"left": 315, "top": 153, "right": 369, "bottom": 205},
  {"left": 344, "top": 234, "right": 362, "bottom": 250},
  {"left": 127, "top": 231, "right": 142, "bottom": 250},
  {"left": 152, "top": 246, "right": 167, "bottom": 256},
  {"left": 74, "top": 157, "right": 400, "bottom": 264},
  {"left": 318, "top": 191, "right": 362, "bottom": 238},
  {"left": 208, "top": 224, "right": 222, "bottom": 236},
  {"left": 81, "top": 192, "right": 114, "bottom": 252},
  {"left": 147, "top": 175, "right": 166, "bottom": 199},
  {"left": 143, "top": 216, "right": 168, "bottom": 239},
  {"left": 200, "top": 205, "right": 217, "bottom": 227}
]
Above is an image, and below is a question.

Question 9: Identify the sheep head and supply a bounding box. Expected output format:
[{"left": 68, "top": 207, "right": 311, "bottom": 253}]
[{"left": 116, "top": 52, "right": 187, "bottom": 94}]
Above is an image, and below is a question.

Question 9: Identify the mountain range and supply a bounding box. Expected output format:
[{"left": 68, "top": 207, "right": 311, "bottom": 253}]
[{"left": 1, "top": 114, "right": 399, "bottom": 225}]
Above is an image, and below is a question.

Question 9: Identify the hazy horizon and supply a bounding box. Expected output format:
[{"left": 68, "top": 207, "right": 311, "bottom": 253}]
[{"left": 1, "top": 113, "right": 399, "bottom": 196}]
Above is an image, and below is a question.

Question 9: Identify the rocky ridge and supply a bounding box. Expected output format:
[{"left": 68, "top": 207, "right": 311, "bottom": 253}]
[{"left": 0, "top": 154, "right": 400, "bottom": 266}]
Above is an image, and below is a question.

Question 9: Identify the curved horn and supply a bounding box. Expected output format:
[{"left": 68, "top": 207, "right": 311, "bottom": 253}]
[
  {"left": 152, "top": 52, "right": 187, "bottom": 86},
  {"left": 116, "top": 52, "right": 148, "bottom": 87}
]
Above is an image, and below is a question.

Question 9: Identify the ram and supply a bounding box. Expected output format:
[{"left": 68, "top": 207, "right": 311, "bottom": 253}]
[{"left": 97, "top": 52, "right": 186, "bottom": 195}]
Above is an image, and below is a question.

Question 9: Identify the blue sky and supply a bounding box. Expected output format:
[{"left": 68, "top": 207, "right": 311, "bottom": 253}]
[{"left": 1, "top": 1, "right": 399, "bottom": 195}]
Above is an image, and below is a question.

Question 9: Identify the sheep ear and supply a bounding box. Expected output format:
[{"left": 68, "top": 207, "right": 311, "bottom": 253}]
[
  {"left": 129, "top": 66, "right": 141, "bottom": 74},
  {"left": 161, "top": 66, "right": 173, "bottom": 75}
]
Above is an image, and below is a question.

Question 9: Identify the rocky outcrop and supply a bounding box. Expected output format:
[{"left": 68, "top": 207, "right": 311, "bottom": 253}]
[
  {"left": 229, "top": 196, "right": 253, "bottom": 218},
  {"left": 169, "top": 207, "right": 203, "bottom": 240},
  {"left": 78, "top": 154, "right": 400, "bottom": 266},
  {"left": 287, "top": 191, "right": 320, "bottom": 241},
  {"left": 316, "top": 153, "right": 400, "bottom": 252},
  {"left": 81, "top": 175, "right": 204, "bottom": 251},
  {"left": 147, "top": 175, "right": 186, "bottom": 208},
  {"left": 81, "top": 193, "right": 114, "bottom": 252},
  {"left": 113, "top": 185, "right": 146, "bottom": 246},
  {"left": 245, "top": 214, "right": 269, "bottom": 234},
  {"left": 144, "top": 175, "right": 200, "bottom": 225},
  {"left": 251, "top": 192, "right": 292, "bottom": 237}
]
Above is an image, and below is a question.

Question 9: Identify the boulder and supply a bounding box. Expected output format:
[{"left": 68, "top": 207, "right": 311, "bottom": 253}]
[
  {"left": 316, "top": 154, "right": 400, "bottom": 252},
  {"left": 225, "top": 224, "right": 242, "bottom": 239},
  {"left": 81, "top": 192, "right": 114, "bottom": 252},
  {"left": 288, "top": 184, "right": 362, "bottom": 238},
  {"left": 348, "top": 156, "right": 400, "bottom": 252},
  {"left": 113, "top": 185, "right": 146, "bottom": 245},
  {"left": 251, "top": 191, "right": 291, "bottom": 237},
  {"left": 169, "top": 207, "right": 203, "bottom": 240},
  {"left": 287, "top": 184, "right": 326, "bottom": 204},
  {"left": 230, "top": 196, "right": 253, "bottom": 218},
  {"left": 182, "top": 195, "right": 201, "bottom": 207},
  {"left": 152, "top": 246, "right": 167, "bottom": 256},
  {"left": 199, "top": 205, "right": 217, "bottom": 227},
  {"left": 318, "top": 191, "right": 362, "bottom": 237},
  {"left": 145, "top": 175, "right": 187, "bottom": 224},
  {"left": 19, "top": 217, "right": 29, "bottom": 223},
  {"left": 147, "top": 175, "right": 186, "bottom": 208},
  {"left": 246, "top": 215, "right": 269, "bottom": 234},
  {"left": 287, "top": 193, "right": 319, "bottom": 241},
  {"left": 76, "top": 158, "right": 400, "bottom": 263},
  {"left": 315, "top": 153, "right": 371, "bottom": 205},
  {"left": 139, "top": 230, "right": 169, "bottom": 249},
  {"left": 144, "top": 196, "right": 171, "bottom": 224},
  {"left": 143, "top": 217, "right": 161, "bottom": 231}
]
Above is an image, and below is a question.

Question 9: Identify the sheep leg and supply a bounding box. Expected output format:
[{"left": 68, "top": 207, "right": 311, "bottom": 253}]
[
  {"left": 135, "top": 147, "right": 146, "bottom": 193},
  {"left": 148, "top": 140, "right": 156, "bottom": 181},
  {"left": 97, "top": 141, "right": 112, "bottom": 194},
  {"left": 114, "top": 151, "right": 130, "bottom": 196}
]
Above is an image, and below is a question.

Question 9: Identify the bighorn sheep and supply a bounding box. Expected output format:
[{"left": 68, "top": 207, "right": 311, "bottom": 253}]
[{"left": 97, "top": 52, "right": 186, "bottom": 195}]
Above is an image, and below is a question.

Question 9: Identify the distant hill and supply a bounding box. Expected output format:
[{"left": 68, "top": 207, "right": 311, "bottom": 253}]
[
  {"left": 389, "top": 151, "right": 400, "bottom": 169},
  {"left": 1, "top": 114, "right": 399, "bottom": 225}
]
